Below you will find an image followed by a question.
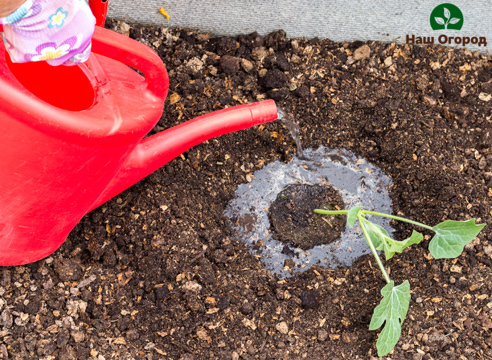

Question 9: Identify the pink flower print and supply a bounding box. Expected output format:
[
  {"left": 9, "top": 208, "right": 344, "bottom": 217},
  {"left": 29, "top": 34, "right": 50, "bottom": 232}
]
[
  {"left": 26, "top": 36, "right": 76, "bottom": 62},
  {"left": 48, "top": 7, "right": 69, "bottom": 29}
]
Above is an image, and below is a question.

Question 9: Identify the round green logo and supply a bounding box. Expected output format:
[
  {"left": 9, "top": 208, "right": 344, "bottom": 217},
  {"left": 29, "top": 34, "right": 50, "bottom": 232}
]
[{"left": 430, "top": 3, "right": 463, "bottom": 30}]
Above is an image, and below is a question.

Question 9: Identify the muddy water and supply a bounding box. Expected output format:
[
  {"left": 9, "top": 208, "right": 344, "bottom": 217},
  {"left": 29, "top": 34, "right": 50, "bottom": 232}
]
[{"left": 224, "top": 147, "right": 394, "bottom": 278}]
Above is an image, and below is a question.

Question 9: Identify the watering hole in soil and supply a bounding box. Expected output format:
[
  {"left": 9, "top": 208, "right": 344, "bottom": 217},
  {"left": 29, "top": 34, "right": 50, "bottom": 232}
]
[
  {"left": 225, "top": 111, "right": 395, "bottom": 278},
  {"left": 269, "top": 182, "right": 347, "bottom": 250}
]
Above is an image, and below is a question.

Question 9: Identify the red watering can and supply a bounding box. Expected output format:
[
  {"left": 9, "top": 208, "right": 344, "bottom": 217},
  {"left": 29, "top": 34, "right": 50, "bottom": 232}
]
[{"left": 0, "top": 4, "right": 278, "bottom": 266}]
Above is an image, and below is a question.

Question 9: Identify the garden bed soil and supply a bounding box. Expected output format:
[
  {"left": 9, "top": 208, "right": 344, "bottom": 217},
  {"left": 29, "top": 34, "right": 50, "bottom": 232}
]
[{"left": 1, "top": 20, "right": 492, "bottom": 360}]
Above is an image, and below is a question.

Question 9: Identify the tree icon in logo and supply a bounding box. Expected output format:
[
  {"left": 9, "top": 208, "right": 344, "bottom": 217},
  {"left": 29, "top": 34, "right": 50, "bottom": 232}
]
[{"left": 430, "top": 3, "right": 463, "bottom": 30}]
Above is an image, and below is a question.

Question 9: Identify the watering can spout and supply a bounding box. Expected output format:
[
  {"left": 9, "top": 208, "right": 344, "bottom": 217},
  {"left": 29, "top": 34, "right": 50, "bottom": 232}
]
[{"left": 91, "top": 99, "right": 278, "bottom": 210}]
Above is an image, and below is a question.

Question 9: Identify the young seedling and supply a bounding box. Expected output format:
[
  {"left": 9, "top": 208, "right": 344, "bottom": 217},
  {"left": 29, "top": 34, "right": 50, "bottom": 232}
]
[{"left": 314, "top": 206, "right": 486, "bottom": 357}]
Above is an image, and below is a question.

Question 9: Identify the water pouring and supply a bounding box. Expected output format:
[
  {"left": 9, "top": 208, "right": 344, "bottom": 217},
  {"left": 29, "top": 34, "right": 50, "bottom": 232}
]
[{"left": 0, "top": 0, "right": 278, "bottom": 265}]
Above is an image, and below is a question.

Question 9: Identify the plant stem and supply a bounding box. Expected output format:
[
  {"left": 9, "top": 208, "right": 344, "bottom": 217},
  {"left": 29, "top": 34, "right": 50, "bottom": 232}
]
[
  {"left": 358, "top": 214, "right": 391, "bottom": 284},
  {"left": 361, "top": 210, "right": 434, "bottom": 231},
  {"left": 313, "top": 209, "right": 348, "bottom": 215}
]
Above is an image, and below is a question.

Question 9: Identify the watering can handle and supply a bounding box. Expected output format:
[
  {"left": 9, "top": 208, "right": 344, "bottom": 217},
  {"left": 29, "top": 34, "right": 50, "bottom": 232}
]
[
  {"left": 91, "top": 26, "right": 169, "bottom": 101},
  {"left": 89, "top": 0, "right": 109, "bottom": 27}
]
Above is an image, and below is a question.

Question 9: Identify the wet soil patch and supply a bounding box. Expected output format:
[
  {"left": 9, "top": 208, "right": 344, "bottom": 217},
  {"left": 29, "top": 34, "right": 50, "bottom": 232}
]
[
  {"left": 269, "top": 183, "right": 345, "bottom": 249},
  {"left": 1, "top": 20, "right": 492, "bottom": 360}
]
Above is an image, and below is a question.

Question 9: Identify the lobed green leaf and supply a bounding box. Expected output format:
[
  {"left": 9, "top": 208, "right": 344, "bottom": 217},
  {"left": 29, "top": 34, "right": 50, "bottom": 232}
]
[
  {"left": 369, "top": 280, "right": 411, "bottom": 357},
  {"left": 346, "top": 206, "right": 361, "bottom": 227},
  {"left": 363, "top": 219, "right": 423, "bottom": 260},
  {"left": 429, "top": 219, "right": 486, "bottom": 259}
]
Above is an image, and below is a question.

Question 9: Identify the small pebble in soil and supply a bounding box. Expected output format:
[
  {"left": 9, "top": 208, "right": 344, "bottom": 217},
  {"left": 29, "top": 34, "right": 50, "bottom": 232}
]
[
  {"left": 240, "top": 301, "right": 254, "bottom": 315},
  {"left": 0, "top": 309, "right": 12, "bottom": 328},
  {"left": 318, "top": 329, "right": 328, "bottom": 341},
  {"left": 276, "top": 321, "right": 289, "bottom": 334}
]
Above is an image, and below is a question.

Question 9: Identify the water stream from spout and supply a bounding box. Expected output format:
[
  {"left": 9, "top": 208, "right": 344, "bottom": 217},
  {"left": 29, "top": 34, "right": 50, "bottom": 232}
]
[{"left": 278, "top": 108, "right": 304, "bottom": 159}]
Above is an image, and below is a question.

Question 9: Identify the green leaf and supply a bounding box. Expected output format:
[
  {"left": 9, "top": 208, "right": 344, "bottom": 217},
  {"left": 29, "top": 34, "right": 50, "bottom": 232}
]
[
  {"left": 369, "top": 280, "right": 411, "bottom": 357},
  {"left": 429, "top": 219, "right": 486, "bottom": 259},
  {"left": 346, "top": 206, "right": 361, "bottom": 227},
  {"left": 363, "top": 220, "right": 423, "bottom": 260}
]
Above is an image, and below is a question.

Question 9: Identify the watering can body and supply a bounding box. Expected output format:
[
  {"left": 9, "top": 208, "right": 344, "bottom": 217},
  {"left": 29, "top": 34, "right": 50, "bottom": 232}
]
[{"left": 0, "top": 26, "right": 278, "bottom": 266}]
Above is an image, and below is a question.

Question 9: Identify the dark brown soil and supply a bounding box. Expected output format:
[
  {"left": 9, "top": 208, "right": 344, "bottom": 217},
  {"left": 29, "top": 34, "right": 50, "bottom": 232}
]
[
  {"left": 269, "top": 184, "right": 346, "bottom": 249},
  {"left": 1, "top": 20, "right": 492, "bottom": 360}
]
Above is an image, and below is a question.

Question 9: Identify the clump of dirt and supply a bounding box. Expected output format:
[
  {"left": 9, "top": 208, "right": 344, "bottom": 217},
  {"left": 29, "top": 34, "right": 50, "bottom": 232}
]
[{"left": 269, "top": 183, "right": 345, "bottom": 249}]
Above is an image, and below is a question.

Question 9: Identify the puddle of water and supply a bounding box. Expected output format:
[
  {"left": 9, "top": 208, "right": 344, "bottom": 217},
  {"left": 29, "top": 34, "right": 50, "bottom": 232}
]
[{"left": 224, "top": 147, "right": 394, "bottom": 279}]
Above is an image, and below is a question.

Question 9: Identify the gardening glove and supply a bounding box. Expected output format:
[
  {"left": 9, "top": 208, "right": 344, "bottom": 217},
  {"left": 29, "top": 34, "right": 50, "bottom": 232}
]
[{"left": 0, "top": 0, "right": 96, "bottom": 66}]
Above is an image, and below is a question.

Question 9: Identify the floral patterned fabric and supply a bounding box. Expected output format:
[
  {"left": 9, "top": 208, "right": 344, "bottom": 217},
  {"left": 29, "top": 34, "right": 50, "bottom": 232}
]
[{"left": 0, "top": 0, "right": 95, "bottom": 66}]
